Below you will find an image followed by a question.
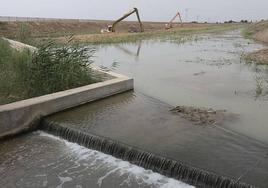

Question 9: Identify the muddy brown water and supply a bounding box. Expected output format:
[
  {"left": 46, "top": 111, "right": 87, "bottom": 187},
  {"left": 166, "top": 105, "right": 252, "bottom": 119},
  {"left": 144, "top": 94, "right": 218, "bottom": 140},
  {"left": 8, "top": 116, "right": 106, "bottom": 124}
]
[
  {"left": 1, "top": 30, "right": 268, "bottom": 187},
  {"left": 93, "top": 30, "right": 268, "bottom": 145},
  {"left": 44, "top": 90, "right": 268, "bottom": 187}
]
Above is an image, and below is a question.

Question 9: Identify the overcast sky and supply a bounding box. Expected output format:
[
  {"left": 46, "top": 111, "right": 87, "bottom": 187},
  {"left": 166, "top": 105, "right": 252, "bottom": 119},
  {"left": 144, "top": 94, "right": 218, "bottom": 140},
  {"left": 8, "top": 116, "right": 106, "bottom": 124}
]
[{"left": 1, "top": 0, "right": 268, "bottom": 22}]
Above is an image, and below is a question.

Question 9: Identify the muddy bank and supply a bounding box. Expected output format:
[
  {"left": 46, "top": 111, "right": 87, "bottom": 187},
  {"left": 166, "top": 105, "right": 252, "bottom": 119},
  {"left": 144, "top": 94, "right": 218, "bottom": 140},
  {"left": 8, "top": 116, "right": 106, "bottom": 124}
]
[
  {"left": 170, "top": 106, "right": 238, "bottom": 126},
  {"left": 246, "top": 21, "right": 268, "bottom": 44},
  {"left": 244, "top": 20, "right": 268, "bottom": 64},
  {"left": 245, "top": 48, "right": 268, "bottom": 64}
]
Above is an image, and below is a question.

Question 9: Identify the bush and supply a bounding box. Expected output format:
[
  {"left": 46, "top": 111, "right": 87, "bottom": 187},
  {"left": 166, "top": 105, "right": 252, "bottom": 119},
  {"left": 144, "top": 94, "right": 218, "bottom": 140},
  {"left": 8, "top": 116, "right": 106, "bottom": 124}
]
[
  {"left": 25, "top": 40, "right": 99, "bottom": 96},
  {"left": 0, "top": 38, "right": 100, "bottom": 105}
]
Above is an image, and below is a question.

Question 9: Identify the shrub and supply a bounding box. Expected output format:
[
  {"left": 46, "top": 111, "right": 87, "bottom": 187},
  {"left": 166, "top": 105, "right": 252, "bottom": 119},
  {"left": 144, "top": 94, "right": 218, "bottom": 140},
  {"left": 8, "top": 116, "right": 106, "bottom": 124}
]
[
  {"left": 25, "top": 40, "right": 99, "bottom": 97},
  {"left": 0, "top": 38, "right": 100, "bottom": 105}
]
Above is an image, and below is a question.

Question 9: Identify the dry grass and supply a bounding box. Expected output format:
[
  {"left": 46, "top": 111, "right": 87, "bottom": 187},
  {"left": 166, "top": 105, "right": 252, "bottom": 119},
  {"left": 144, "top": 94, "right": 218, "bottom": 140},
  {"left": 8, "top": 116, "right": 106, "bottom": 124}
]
[
  {"left": 243, "top": 20, "right": 268, "bottom": 64},
  {"left": 244, "top": 49, "right": 268, "bottom": 65},
  {"left": 244, "top": 20, "right": 268, "bottom": 43}
]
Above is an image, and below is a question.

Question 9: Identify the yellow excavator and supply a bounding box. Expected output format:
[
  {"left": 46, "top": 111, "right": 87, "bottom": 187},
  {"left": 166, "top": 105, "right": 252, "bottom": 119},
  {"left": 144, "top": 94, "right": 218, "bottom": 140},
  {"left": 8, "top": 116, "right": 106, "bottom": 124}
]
[
  {"left": 101, "top": 7, "right": 144, "bottom": 33},
  {"left": 165, "top": 11, "right": 183, "bottom": 29}
]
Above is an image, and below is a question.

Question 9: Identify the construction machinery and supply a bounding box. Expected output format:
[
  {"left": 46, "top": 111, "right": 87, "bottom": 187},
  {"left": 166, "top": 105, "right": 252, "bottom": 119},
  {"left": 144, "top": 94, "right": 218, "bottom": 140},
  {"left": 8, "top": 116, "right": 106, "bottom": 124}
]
[
  {"left": 165, "top": 11, "right": 183, "bottom": 29},
  {"left": 101, "top": 7, "right": 144, "bottom": 33}
]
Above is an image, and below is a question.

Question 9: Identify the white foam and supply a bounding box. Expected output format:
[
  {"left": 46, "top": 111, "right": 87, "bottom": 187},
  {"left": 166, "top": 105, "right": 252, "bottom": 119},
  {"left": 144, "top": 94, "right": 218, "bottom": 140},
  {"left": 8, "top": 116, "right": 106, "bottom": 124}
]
[
  {"left": 56, "top": 176, "right": 73, "bottom": 188},
  {"left": 39, "top": 131, "right": 194, "bottom": 188}
]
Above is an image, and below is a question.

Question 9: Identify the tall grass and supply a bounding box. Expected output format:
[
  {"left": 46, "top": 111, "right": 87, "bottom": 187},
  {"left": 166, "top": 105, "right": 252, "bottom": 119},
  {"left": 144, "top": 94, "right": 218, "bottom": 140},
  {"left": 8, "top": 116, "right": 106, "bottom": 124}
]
[
  {"left": 26, "top": 40, "right": 99, "bottom": 96},
  {"left": 0, "top": 38, "right": 100, "bottom": 105},
  {"left": 16, "top": 23, "right": 33, "bottom": 44},
  {"left": 0, "top": 38, "right": 32, "bottom": 104}
]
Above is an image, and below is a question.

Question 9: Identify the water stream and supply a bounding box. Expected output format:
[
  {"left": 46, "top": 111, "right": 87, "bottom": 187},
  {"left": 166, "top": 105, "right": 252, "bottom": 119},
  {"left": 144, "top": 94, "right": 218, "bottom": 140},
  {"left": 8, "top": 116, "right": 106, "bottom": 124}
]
[
  {"left": 39, "top": 30, "right": 268, "bottom": 187},
  {"left": 0, "top": 132, "right": 192, "bottom": 188},
  {"left": 93, "top": 30, "right": 268, "bottom": 145}
]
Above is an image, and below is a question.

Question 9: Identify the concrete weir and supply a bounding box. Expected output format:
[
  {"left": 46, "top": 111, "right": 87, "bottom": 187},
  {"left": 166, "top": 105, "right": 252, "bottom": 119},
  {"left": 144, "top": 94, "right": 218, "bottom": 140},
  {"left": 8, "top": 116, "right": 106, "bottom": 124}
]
[
  {"left": 42, "top": 91, "right": 268, "bottom": 188},
  {"left": 0, "top": 68, "right": 133, "bottom": 139},
  {"left": 40, "top": 120, "right": 254, "bottom": 188}
]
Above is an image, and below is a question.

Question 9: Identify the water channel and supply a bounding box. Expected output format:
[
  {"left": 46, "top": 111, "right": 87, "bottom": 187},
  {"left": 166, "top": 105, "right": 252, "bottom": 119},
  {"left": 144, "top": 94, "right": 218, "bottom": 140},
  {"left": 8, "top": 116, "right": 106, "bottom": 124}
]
[
  {"left": 93, "top": 30, "right": 268, "bottom": 145},
  {"left": 1, "top": 30, "right": 268, "bottom": 187}
]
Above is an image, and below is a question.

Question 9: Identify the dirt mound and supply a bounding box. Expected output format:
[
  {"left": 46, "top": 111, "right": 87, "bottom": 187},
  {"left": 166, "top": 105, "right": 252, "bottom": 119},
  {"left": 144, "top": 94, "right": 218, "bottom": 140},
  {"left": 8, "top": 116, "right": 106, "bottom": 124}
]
[{"left": 170, "top": 106, "right": 237, "bottom": 126}]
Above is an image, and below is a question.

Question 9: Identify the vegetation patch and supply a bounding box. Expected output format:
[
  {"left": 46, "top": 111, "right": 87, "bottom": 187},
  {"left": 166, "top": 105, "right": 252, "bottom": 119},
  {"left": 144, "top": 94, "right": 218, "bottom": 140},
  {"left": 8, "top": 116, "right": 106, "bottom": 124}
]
[{"left": 0, "top": 38, "right": 101, "bottom": 105}]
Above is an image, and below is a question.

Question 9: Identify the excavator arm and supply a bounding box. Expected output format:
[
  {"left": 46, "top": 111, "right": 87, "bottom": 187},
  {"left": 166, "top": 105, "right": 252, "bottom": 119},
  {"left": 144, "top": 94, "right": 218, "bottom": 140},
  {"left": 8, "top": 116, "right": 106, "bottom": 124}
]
[
  {"left": 101, "top": 8, "right": 144, "bottom": 33},
  {"left": 165, "top": 12, "right": 183, "bottom": 29}
]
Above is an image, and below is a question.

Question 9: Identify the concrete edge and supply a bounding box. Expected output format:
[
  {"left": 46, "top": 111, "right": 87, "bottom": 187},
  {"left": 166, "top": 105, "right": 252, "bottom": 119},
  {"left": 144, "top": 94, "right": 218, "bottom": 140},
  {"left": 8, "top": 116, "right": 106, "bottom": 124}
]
[
  {"left": 0, "top": 69, "right": 134, "bottom": 139},
  {"left": 2, "top": 37, "right": 37, "bottom": 52}
]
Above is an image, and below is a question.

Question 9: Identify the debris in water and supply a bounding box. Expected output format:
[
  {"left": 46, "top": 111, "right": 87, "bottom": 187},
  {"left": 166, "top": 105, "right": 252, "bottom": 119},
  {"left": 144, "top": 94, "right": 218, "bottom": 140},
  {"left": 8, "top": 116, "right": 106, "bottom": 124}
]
[
  {"left": 170, "top": 106, "right": 235, "bottom": 126},
  {"left": 193, "top": 71, "right": 206, "bottom": 76}
]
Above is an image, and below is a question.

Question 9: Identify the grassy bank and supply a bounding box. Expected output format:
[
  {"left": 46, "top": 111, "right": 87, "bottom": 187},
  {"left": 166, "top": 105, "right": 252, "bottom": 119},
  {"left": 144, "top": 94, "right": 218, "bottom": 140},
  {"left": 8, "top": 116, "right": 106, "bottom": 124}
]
[
  {"left": 0, "top": 20, "right": 242, "bottom": 45},
  {"left": 0, "top": 38, "right": 100, "bottom": 105},
  {"left": 56, "top": 23, "right": 242, "bottom": 44}
]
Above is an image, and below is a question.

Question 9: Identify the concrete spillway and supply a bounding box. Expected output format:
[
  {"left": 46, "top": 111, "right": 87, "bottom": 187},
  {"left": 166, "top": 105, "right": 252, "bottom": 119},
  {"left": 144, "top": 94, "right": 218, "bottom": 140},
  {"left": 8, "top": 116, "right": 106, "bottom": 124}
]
[
  {"left": 0, "top": 131, "right": 192, "bottom": 188},
  {"left": 41, "top": 91, "right": 268, "bottom": 188}
]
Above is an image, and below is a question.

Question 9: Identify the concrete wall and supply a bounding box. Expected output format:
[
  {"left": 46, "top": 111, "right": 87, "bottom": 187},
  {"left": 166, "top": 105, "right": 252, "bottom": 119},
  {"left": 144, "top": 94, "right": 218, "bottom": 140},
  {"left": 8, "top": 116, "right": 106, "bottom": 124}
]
[
  {"left": 3, "top": 38, "right": 37, "bottom": 52},
  {"left": 0, "top": 70, "right": 133, "bottom": 139}
]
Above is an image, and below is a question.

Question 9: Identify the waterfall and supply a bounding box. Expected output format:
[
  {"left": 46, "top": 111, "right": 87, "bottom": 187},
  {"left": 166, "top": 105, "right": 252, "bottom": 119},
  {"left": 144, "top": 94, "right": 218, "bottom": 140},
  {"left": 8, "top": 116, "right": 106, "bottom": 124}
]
[{"left": 40, "top": 119, "right": 254, "bottom": 188}]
